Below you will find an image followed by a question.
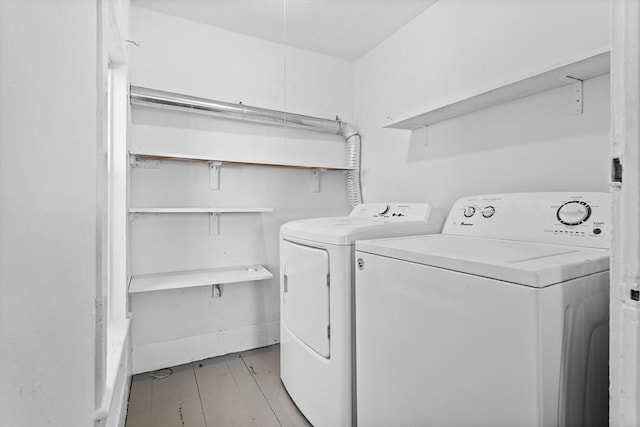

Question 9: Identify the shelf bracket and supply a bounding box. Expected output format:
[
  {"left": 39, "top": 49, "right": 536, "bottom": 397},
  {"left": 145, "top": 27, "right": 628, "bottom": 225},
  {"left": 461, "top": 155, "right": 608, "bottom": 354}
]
[
  {"left": 129, "top": 212, "right": 161, "bottom": 221},
  {"left": 410, "top": 125, "right": 429, "bottom": 147},
  {"left": 212, "top": 284, "right": 222, "bottom": 298},
  {"left": 130, "top": 155, "right": 161, "bottom": 169},
  {"left": 209, "top": 213, "right": 220, "bottom": 236},
  {"left": 209, "top": 161, "right": 222, "bottom": 190},
  {"left": 311, "top": 168, "right": 326, "bottom": 193},
  {"left": 564, "top": 75, "right": 583, "bottom": 115}
]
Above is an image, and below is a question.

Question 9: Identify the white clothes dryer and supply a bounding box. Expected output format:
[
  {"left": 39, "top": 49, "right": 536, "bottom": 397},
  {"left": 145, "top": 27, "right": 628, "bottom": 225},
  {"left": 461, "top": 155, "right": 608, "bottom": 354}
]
[
  {"left": 280, "top": 203, "right": 442, "bottom": 427},
  {"left": 355, "top": 192, "right": 610, "bottom": 427}
]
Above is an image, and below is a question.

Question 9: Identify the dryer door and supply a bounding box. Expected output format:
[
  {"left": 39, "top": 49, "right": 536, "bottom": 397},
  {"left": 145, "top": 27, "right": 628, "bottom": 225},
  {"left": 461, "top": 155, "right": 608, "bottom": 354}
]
[{"left": 281, "top": 240, "right": 330, "bottom": 358}]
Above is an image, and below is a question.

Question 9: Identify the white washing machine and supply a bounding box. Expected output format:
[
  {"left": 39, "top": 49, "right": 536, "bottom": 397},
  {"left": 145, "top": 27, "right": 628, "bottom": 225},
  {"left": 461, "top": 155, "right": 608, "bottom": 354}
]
[
  {"left": 355, "top": 192, "right": 610, "bottom": 427},
  {"left": 280, "top": 203, "right": 443, "bottom": 427}
]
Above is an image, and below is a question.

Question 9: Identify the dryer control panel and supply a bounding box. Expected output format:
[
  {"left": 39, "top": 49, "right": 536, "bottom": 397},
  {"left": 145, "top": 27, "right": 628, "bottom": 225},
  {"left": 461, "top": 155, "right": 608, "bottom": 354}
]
[
  {"left": 443, "top": 192, "right": 610, "bottom": 249},
  {"left": 350, "top": 203, "right": 441, "bottom": 223}
]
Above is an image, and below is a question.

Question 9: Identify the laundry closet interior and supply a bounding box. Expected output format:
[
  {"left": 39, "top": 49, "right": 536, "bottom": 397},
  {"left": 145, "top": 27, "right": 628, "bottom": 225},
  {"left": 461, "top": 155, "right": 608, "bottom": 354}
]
[
  {"left": 125, "top": 0, "right": 611, "bottom": 424},
  {"left": 5, "top": 0, "right": 636, "bottom": 426}
]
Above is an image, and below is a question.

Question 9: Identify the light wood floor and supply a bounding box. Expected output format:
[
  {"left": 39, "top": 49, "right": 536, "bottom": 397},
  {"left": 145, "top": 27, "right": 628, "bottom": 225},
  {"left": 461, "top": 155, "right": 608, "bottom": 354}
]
[{"left": 125, "top": 344, "right": 312, "bottom": 427}]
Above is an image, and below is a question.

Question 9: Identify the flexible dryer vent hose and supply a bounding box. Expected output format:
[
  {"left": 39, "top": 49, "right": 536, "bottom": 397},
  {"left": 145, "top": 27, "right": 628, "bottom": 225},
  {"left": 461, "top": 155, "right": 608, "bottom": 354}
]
[{"left": 339, "top": 121, "right": 363, "bottom": 207}]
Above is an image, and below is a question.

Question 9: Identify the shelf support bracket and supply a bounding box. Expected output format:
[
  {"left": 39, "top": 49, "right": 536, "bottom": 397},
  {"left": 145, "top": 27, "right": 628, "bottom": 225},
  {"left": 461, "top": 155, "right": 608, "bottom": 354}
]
[
  {"left": 209, "top": 213, "right": 220, "bottom": 236},
  {"left": 311, "top": 168, "right": 326, "bottom": 193},
  {"left": 130, "top": 155, "right": 161, "bottom": 169},
  {"left": 209, "top": 161, "right": 222, "bottom": 190},
  {"left": 212, "top": 284, "right": 222, "bottom": 298},
  {"left": 128, "top": 212, "right": 161, "bottom": 221},
  {"left": 564, "top": 75, "right": 583, "bottom": 115},
  {"left": 410, "top": 126, "right": 429, "bottom": 147}
]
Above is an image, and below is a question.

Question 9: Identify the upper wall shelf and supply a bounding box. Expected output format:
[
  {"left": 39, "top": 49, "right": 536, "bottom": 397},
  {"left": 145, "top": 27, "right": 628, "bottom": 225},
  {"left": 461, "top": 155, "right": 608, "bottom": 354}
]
[
  {"left": 129, "top": 150, "right": 355, "bottom": 171},
  {"left": 386, "top": 50, "right": 611, "bottom": 130}
]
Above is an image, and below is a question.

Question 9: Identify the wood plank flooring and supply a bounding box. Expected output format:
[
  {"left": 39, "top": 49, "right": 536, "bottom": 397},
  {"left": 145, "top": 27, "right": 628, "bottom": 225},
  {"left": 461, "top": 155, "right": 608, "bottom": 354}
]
[{"left": 125, "top": 344, "right": 312, "bottom": 427}]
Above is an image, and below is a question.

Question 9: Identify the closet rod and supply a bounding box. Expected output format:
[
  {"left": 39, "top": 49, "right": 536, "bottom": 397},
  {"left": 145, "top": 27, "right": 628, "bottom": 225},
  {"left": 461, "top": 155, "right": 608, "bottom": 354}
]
[{"left": 130, "top": 85, "right": 344, "bottom": 134}]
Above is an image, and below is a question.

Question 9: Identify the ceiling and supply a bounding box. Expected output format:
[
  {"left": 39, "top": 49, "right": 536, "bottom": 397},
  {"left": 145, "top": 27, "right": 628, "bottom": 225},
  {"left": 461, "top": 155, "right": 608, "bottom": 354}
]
[{"left": 132, "top": 0, "right": 438, "bottom": 60}]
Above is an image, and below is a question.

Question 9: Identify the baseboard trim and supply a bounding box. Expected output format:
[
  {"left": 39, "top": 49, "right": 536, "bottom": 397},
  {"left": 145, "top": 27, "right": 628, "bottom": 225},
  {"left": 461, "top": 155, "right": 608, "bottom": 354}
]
[
  {"left": 107, "top": 337, "right": 131, "bottom": 427},
  {"left": 132, "top": 320, "right": 280, "bottom": 374}
]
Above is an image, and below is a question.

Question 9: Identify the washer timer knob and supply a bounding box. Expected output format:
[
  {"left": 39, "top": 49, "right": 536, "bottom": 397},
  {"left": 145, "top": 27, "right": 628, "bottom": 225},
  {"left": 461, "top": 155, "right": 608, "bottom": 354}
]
[
  {"left": 463, "top": 206, "right": 476, "bottom": 218},
  {"left": 556, "top": 201, "right": 592, "bottom": 226}
]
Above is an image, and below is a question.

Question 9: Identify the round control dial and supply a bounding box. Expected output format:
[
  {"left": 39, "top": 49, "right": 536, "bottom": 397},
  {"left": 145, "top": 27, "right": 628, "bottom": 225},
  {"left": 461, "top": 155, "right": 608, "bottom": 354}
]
[
  {"left": 482, "top": 206, "right": 496, "bottom": 218},
  {"left": 463, "top": 206, "right": 476, "bottom": 218},
  {"left": 556, "top": 201, "right": 592, "bottom": 226},
  {"left": 377, "top": 204, "right": 390, "bottom": 216}
]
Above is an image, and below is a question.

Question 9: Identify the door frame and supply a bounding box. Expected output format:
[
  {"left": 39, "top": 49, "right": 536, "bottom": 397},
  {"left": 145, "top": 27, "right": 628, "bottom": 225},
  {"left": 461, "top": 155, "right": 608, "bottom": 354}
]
[{"left": 610, "top": 1, "right": 640, "bottom": 425}]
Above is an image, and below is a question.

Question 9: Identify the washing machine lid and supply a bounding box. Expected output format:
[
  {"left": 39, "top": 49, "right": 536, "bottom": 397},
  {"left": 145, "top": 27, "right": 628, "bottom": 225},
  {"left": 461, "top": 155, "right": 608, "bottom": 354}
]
[
  {"left": 356, "top": 234, "right": 610, "bottom": 288},
  {"left": 281, "top": 217, "right": 439, "bottom": 245}
]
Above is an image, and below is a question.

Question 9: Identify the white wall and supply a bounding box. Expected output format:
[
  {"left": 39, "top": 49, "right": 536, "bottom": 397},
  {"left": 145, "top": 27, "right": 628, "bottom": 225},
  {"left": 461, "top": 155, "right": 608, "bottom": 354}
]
[
  {"left": 128, "top": 7, "right": 354, "bottom": 372},
  {"left": 0, "top": 1, "right": 98, "bottom": 425},
  {"left": 355, "top": 0, "right": 611, "bottom": 214}
]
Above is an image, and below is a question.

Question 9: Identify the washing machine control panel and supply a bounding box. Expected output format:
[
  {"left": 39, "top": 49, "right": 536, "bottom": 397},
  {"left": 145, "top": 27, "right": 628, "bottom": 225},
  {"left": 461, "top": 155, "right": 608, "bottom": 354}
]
[
  {"left": 443, "top": 192, "right": 610, "bottom": 249},
  {"left": 350, "top": 203, "right": 439, "bottom": 223}
]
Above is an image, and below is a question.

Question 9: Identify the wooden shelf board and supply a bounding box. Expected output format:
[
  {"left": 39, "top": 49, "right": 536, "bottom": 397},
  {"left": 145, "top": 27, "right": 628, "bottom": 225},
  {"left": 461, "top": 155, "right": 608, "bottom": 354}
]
[
  {"left": 386, "top": 50, "right": 611, "bottom": 130},
  {"left": 129, "top": 265, "right": 274, "bottom": 294},
  {"left": 128, "top": 207, "right": 273, "bottom": 213},
  {"left": 129, "top": 150, "right": 355, "bottom": 171}
]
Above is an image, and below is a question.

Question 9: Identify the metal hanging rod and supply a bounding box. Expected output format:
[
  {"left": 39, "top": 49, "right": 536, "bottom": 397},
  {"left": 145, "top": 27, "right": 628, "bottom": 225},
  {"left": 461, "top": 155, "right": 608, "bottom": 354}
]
[{"left": 129, "top": 85, "right": 344, "bottom": 135}]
